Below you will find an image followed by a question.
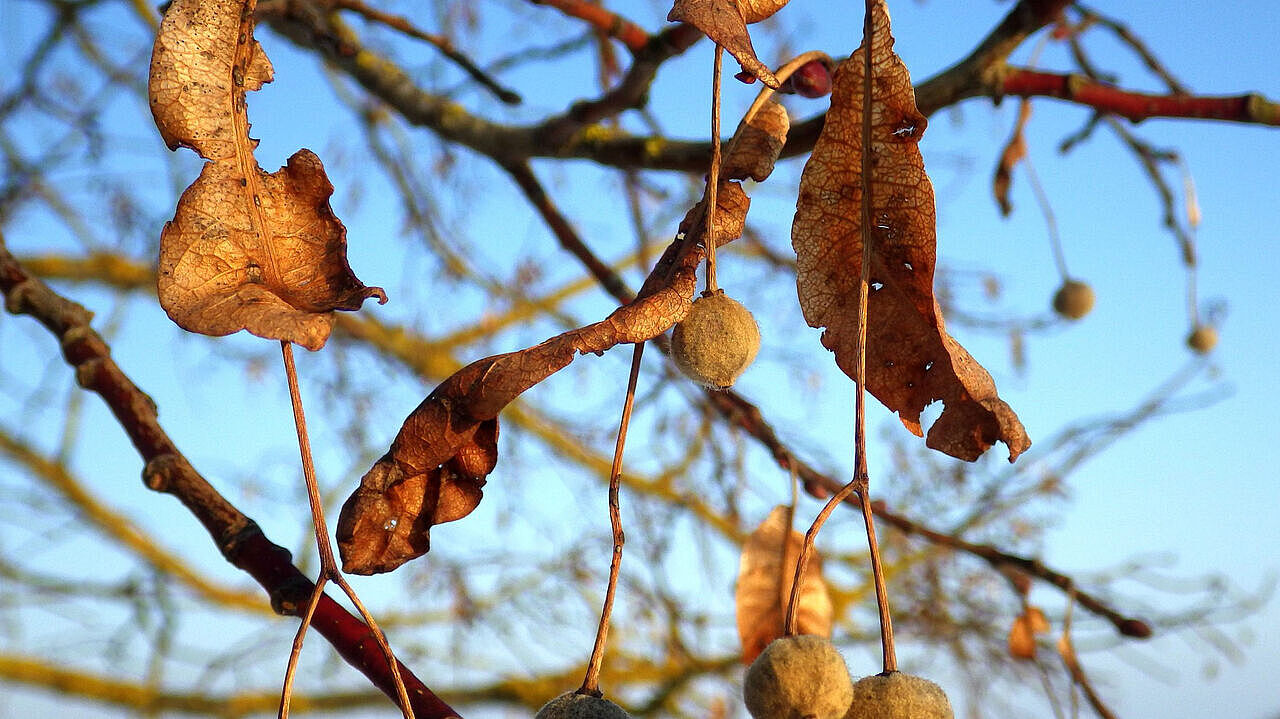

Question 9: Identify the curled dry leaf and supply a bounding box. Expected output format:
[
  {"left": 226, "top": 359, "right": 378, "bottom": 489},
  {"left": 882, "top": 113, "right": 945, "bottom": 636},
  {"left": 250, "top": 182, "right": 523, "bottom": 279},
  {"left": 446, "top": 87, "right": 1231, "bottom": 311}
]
[
  {"left": 148, "top": 0, "right": 384, "bottom": 351},
  {"left": 791, "top": 0, "right": 1030, "bottom": 462},
  {"left": 723, "top": 97, "right": 790, "bottom": 182},
  {"left": 1008, "top": 606, "right": 1050, "bottom": 660},
  {"left": 667, "top": 0, "right": 781, "bottom": 88},
  {"left": 735, "top": 506, "right": 833, "bottom": 664},
  {"left": 993, "top": 99, "right": 1033, "bottom": 216},
  {"left": 339, "top": 183, "right": 751, "bottom": 574},
  {"left": 737, "top": 0, "right": 791, "bottom": 24}
]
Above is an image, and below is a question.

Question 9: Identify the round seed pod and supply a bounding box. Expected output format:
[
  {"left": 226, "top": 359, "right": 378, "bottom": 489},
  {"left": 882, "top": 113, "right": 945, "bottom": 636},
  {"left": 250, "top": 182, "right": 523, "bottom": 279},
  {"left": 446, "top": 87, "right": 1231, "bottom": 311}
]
[
  {"left": 1186, "top": 324, "right": 1219, "bottom": 354},
  {"left": 844, "top": 672, "right": 953, "bottom": 719},
  {"left": 743, "top": 635, "right": 854, "bottom": 719},
  {"left": 535, "top": 691, "right": 632, "bottom": 719},
  {"left": 1052, "top": 280, "right": 1095, "bottom": 320},
  {"left": 671, "top": 290, "right": 761, "bottom": 389}
]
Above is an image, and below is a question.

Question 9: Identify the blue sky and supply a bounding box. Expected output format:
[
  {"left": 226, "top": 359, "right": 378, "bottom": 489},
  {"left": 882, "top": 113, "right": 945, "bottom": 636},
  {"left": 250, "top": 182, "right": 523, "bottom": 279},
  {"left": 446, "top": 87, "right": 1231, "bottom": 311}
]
[{"left": 2, "top": 1, "right": 1278, "bottom": 717}]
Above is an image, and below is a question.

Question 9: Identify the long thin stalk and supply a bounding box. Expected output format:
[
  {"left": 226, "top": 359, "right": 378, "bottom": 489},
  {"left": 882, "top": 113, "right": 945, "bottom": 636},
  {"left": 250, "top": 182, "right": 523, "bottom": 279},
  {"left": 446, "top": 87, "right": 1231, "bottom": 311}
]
[
  {"left": 856, "top": 1, "right": 897, "bottom": 674},
  {"left": 580, "top": 341, "right": 645, "bottom": 695},
  {"left": 277, "top": 341, "right": 415, "bottom": 719},
  {"left": 704, "top": 45, "right": 723, "bottom": 294}
]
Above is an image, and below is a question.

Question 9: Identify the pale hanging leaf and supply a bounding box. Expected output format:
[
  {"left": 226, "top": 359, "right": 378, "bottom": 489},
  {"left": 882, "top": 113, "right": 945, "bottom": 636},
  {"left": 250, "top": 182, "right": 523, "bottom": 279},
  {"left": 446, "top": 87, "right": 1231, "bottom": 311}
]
[
  {"left": 667, "top": 0, "right": 780, "bottom": 88},
  {"left": 993, "top": 99, "right": 1032, "bottom": 216},
  {"left": 1008, "top": 606, "right": 1050, "bottom": 660},
  {"left": 735, "top": 506, "right": 833, "bottom": 664},
  {"left": 339, "top": 184, "right": 751, "bottom": 574},
  {"left": 1057, "top": 631, "right": 1078, "bottom": 666},
  {"left": 1181, "top": 162, "right": 1202, "bottom": 229},
  {"left": 723, "top": 97, "right": 790, "bottom": 182},
  {"left": 149, "top": 0, "right": 384, "bottom": 351},
  {"left": 790, "top": 0, "right": 1030, "bottom": 462}
]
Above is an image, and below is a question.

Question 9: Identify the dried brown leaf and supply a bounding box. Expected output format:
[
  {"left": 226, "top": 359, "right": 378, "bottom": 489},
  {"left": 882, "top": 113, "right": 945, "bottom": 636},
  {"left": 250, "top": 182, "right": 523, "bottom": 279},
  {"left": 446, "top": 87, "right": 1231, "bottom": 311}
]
[
  {"left": 339, "top": 184, "right": 751, "bottom": 574},
  {"left": 1008, "top": 605, "right": 1050, "bottom": 660},
  {"left": 723, "top": 97, "right": 790, "bottom": 182},
  {"left": 735, "top": 506, "right": 833, "bottom": 664},
  {"left": 667, "top": 0, "right": 780, "bottom": 88},
  {"left": 993, "top": 99, "right": 1032, "bottom": 216},
  {"left": 149, "top": 0, "right": 383, "bottom": 351},
  {"left": 737, "top": 0, "right": 791, "bottom": 24},
  {"left": 790, "top": 0, "right": 1030, "bottom": 462},
  {"left": 1008, "top": 613, "right": 1038, "bottom": 660},
  {"left": 1026, "top": 605, "right": 1051, "bottom": 634}
]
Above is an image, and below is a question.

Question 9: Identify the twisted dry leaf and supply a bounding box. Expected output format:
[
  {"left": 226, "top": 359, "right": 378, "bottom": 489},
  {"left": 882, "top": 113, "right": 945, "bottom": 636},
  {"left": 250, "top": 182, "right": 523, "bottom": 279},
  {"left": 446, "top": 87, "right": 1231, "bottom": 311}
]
[
  {"left": 791, "top": 0, "right": 1030, "bottom": 462},
  {"left": 339, "top": 184, "right": 751, "bottom": 574},
  {"left": 667, "top": 0, "right": 780, "bottom": 88},
  {"left": 735, "top": 506, "right": 833, "bottom": 664},
  {"left": 149, "top": 0, "right": 384, "bottom": 351},
  {"left": 723, "top": 96, "right": 790, "bottom": 182},
  {"left": 993, "top": 99, "right": 1033, "bottom": 216}
]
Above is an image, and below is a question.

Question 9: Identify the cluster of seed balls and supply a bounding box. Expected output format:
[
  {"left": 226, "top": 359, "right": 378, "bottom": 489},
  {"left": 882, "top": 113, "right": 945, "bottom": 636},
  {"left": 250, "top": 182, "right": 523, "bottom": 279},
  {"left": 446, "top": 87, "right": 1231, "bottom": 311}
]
[
  {"left": 533, "top": 635, "right": 950, "bottom": 719},
  {"left": 744, "top": 635, "right": 953, "bottom": 719},
  {"left": 1052, "top": 279, "right": 1217, "bottom": 354}
]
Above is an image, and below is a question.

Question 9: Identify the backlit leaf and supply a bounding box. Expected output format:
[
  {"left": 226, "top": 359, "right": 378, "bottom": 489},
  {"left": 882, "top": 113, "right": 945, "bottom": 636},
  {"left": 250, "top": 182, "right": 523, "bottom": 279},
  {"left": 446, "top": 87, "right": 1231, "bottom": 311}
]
[
  {"left": 734, "top": 506, "right": 833, "bottom": 664},
  {"left": 668, "top": 0, "right": 780, "bottom": 88},
  {"left": 149, "top": 0, "right": 384, "bottom": 351},
  {"left": 723, "top": 97, "right": 790, "bottom": 182},
  {"left": 791, "top": 0, "right": 1030, "bottom": 462}
]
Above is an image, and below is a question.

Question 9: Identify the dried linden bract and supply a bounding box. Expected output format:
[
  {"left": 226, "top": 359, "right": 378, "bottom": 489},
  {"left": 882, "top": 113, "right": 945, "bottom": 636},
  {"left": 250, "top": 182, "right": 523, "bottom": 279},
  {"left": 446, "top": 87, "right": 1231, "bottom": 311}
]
[
  {"left": 1187, "top": 324, "right": 1218, "bottom": 354},
  {"left": 743, "top": 635, "right": 854, "bottom": 719},
  {"left": 1052, "top": 280, "right": 1095, "bottom": 320},
  {"left": 844, "top": 672, "right": 953, "bottom": 719},
  {"left": 671, "top": 290, "right": 761, "bottom": 389},
  {"left": 535, "top": 691, "right": 632, "bottom": 719}
]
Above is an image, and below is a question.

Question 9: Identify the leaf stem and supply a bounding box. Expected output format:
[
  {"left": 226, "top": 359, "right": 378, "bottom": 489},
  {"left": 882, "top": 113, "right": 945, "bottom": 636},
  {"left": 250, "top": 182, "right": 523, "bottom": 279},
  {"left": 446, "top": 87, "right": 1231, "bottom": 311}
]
[
  {"left": 704, "top": 45, "right": 723, "bottom": 294},
  {"left": 278, "top": 341, "right": 415, "bottom": 719},
  {"left": 581, "top": 341, "right": 645, "bottom": 695},
  {"left": 857, "top": 0, "right": 897, "bottom": 673}
]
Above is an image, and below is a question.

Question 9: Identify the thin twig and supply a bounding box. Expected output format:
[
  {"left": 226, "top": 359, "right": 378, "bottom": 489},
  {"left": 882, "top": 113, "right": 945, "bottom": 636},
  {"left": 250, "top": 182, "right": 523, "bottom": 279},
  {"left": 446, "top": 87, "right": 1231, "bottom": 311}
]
[
  {"left": 581, "top": 341, "right": 645, "bottom": 695},
  {"left": 1021, "top": 153, "right": 1070, "bottom": 279},
  {"left": 529, "top": 0, "right": 651, "bottom": 53},
  {"left": 332, "top": 0, "right": 521, "bottom": 104}
]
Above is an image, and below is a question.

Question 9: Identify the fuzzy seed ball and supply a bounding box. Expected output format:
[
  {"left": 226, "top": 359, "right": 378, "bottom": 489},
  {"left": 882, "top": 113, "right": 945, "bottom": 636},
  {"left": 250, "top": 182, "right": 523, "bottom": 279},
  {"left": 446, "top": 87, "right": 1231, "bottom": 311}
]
[
  {"left": 1187, "top": 325, "right": 1219, "bottom": 354},
  {"left": 535, "top": 691, "right": 632, "bottom": 719},
  {"left": 1052, "top": 280, "right": 1095, "bottom": 320},
  {"left": 743, "top": 635, "right": 854, "bottom": 719},
  {"left": 844, "top": 672, "right": 953, "bottom": 719},
  {"left": 671, "top": 291, "right": 761, "bottom": 389}
]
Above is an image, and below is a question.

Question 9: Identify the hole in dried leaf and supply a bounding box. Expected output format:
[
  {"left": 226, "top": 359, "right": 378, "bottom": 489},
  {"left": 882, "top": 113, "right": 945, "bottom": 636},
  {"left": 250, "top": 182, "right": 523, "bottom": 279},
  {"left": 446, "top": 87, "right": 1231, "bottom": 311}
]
[
  {"left": 924, "top": 361, "right": 934, "bottom": 371},
  {"left": 382, "top": 518, "right": 398, "bottom": 531},
  {"left": 871, "top": 281, "right": 884, "bottom": 291},
  {"left": 904, "top": 262, "right": 913, "bottom": 270}
]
